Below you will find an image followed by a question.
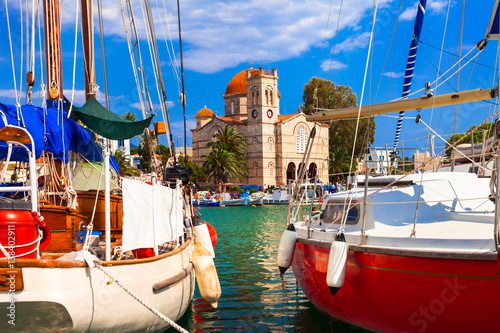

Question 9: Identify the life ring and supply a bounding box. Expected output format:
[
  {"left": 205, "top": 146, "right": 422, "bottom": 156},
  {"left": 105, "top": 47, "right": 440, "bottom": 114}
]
[{"left": 31, "top": 211, "right": 51, "bottom": 251}]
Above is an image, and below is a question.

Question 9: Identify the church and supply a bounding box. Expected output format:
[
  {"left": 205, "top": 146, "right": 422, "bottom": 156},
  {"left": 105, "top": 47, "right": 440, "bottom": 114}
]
[{"left": 191, "top": 67, "right": 329, "bottom": 187}]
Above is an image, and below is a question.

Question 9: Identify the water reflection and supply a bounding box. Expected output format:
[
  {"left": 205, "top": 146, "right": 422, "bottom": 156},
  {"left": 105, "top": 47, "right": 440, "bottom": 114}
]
[{"left": 167, "top": 206, "right": 360, "bottom": 333}]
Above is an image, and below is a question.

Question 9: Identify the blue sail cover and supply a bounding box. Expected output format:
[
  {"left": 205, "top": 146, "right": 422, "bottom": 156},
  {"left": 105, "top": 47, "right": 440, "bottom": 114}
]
[
  {"left": 393, "top": 0, "right": 427, "bottom": 151},
  {"left": 0, "top": 102, "right": 119, "bottom": 173}
]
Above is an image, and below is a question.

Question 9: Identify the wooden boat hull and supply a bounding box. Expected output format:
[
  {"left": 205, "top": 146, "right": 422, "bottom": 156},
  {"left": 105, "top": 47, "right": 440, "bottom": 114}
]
[
  {"left": 292, "top": 237, "right": 498, "bottom": 332},
  {"left": 0, "top": 240, "right": 195, "bottom": 332}
]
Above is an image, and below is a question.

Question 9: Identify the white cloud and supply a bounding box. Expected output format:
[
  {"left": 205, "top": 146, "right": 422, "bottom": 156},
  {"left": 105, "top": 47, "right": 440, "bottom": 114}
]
[
  {"left": 428, "top": 1, "right": 449, "bottom": 14},
  {"left": 399, "top": 0, "right": 450, "bottom": 22},
  {"left": 335, "top": 32, "right": 372, "bottom": 53},
  {"left": 48, "top": 0, "right": 393, "bottom": 74},
  {"left": 382, "top": 71, "right": 404, "bottom": 78},
  {"left": 5, "top": 0, "right": 394, "bottom": 74},
  {"left": 321, "top": 60, "right": 347, "bottom": 72},
  {"left": 0, "top": 89, "right": 22, "bottom": 99}
]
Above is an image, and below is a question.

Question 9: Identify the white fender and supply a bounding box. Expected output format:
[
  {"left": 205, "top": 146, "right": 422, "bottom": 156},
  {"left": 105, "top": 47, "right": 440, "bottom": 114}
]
[
  {"left": 277, "top": 224, "right": 296, "bottom": 277},
  {"left": 191, "top": 241, "right": 221, "bottom": 308},
  {"left": 326, "top": 233, "right": 348, "bottom": 295},
  {"left": 193, "top": 222, "right": 215, "bottom": 258}
]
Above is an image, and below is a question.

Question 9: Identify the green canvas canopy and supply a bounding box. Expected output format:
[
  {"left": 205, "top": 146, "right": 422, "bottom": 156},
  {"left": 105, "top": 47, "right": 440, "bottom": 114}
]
[{"left": 69, "top": 96, "right": 152, "bottom": 140}]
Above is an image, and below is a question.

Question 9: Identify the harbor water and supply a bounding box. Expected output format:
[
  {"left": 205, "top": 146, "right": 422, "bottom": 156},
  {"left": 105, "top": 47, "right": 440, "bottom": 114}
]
[{"left": 168, "top": 205, "right": 360, "bottom": 332}]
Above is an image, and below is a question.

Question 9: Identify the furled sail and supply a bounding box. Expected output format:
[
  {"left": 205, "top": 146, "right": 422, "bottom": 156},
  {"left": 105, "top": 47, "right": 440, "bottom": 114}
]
[
  {"left": 393, "top": 0, "right": 427, "bottom": 151},
  {"left": 486, "top": 0, "right": 500, "bottom": 40},
  {"left": 69, "top": 96, "right": 153, "bottom": 140}
]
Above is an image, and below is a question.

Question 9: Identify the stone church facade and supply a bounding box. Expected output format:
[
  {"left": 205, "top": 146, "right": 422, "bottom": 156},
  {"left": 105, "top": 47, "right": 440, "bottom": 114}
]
[{"left": 191, "top": 67, "right": 329, "bottom": 187}]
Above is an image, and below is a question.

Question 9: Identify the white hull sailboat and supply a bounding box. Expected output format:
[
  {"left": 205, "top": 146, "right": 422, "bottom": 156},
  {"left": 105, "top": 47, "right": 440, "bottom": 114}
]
[
  {"left": 0, "top": 1, "right": 220, "bottom": 332},
  {"left": 1, "top": 240, "right": 194, "bottom": 332}
]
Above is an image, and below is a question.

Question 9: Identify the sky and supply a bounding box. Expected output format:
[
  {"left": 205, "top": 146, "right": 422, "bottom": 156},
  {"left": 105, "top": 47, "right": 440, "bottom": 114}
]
[{"left": 0, "top": 0, "right": 499, "bottom": 155}]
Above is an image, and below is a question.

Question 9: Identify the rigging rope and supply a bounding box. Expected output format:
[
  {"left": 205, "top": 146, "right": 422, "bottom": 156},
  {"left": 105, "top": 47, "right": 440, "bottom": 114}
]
[
  {"left": 327, "top": 0, "right": 343, "bottom": 81},
  {"left": 97, "top": 0, "right": 110, "bottom": 109},
  {"left": 316, "top": 0, "right": 334, "bottom": 78},
  {"left": 342, "top": 0, "right": 379, "bottom": 231},
  {"left": 118, "top": 0, "right": 149, "bottom": 120},
  {"left": 67, "top": 0, "right": 80, "bottom": 119},
  {"left": 156, "top": 0, "right": 181, "bottom": 94},
  {"left": 4, "top": 0, "right": 22, "bottom": 115},
  {"left": 78, "top": 253, "right": 190, "bottom": 333}
]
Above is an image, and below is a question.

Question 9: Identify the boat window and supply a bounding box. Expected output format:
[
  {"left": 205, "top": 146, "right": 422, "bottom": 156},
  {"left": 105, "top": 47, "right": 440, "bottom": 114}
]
[{"left": 322, "top": 200, "right": 359, "bottom": 225}]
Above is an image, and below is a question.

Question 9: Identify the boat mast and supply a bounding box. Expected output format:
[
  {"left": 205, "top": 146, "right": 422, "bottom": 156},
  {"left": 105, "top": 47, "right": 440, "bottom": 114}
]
[
  {"left": 81, "top": 0, "right": 96, "bottom": 101},
  {"left": 42, "top": 0, "right": 63, "bottom": 100},
  {"left": 81, "top": 0, "right": 111, "bottom": 260}
]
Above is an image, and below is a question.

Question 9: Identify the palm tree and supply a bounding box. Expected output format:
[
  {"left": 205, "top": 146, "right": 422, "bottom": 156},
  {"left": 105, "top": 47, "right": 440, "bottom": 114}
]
[
  {"left": 201, "top": 125, "right": 248, "bottom": 189},
  {"left": 329, "top": 148, "right": 351, "bottom": 183},
  {"left": 202, "top": 148, "right": 245, "bottom": 191},
  {"left": 206, "top": 125, "right": 248, "bottom": 161},
  {"left": 113, "top": 149, "right": 140, "bottom": 177},
  {"left": 122, "top": 111, "right": 137, "bottom": 122}
]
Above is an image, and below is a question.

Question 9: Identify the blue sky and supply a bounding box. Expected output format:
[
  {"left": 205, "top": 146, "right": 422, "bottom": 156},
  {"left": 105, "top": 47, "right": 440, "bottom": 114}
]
[{"left": 0, "top": 0, "right": 498, "bottom": 154}]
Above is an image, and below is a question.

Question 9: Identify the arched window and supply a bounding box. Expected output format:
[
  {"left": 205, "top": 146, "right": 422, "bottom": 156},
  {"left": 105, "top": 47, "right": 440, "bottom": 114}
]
[
  {"left": 230, "top": 100, "right": 235, "bottom": 114},
  {"left": 251, "top": 86, "right": 258, "bottom": 105},
  {"left": 253, "top": 138, "right": 258, "bottom": 152},
  {"left": 256, "top": 90, "right": 259, "bottom": 105},
  {"left": 269, "top": 163, "right": 274, "bottom": 176},
  {"left": 210, "top": 126, "right": 222, "bottom": 141},
  {"left": 296, "top": 125, "right": 308, "bottom": 153},
  {"left": 253, "top": 162, "right": 259, "bottom": 177},
  {"left": 268, "top": 138, "right": 274, "bottom": 152},
  {"left": 266, "top": 85, "right": 274, "bottom": 105}
]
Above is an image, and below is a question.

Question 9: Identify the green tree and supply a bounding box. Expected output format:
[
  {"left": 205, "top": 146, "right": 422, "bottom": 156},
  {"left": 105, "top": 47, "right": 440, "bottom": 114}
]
[
  {"left": 201, "top": 125, "right": 248, "bottom": 189},
  {"left": 446, "top": 122, "right": 494, "bottom": 157},
  {"left": 299, "top": 77, "right": 376, "bottom": 161},
  {"left": 329, "top": 148, "right": 351, "bottom": 183},
  {"left": 113, "top": 149, "right": 140, "bottom": 177},
  {"left": 206, "top": 125, "right": 248, "bottom": 161},
  {"left": 202, "top": 148, "right": 245, "bottom": 188},
  {"left": 122, "top": 111, "right": 137, "bottom": 121},
  {"left": 179, "top": 154, "right": 208, "bottom": 184}
]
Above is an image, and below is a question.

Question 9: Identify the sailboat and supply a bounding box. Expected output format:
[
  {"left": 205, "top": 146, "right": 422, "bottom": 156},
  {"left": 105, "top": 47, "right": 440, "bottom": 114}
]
[
  {"left": 278, "top": 1, "right": 500, "bottom": 332},
  {"left": 0, "top": 1, "right": 220, "bottom": 332}
]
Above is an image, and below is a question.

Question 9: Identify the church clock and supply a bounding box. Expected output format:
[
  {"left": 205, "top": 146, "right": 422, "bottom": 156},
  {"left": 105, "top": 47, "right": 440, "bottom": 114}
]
[
  {"left": 252, "top": 109, "right": 258, "bottom": 118},
  {"left": 267, "top": 109, "right": 273, "bottom": 118}
]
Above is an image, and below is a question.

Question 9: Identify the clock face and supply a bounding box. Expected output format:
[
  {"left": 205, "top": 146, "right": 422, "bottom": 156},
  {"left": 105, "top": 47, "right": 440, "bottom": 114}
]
[
  {"left": 252, "top": 110, "right": 258, "bottom": 118},
  {"left": 267, "top": 110, "right": 273, "bottom": 118}
]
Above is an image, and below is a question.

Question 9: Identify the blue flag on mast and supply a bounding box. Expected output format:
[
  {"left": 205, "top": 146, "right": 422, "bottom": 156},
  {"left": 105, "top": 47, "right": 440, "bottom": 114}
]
[{"left": 393, "top": 0, "right": 427, "bottom": 152}]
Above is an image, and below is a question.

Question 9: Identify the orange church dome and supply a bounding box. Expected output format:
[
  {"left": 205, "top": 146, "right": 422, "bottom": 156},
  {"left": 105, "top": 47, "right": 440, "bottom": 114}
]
[
  {"left": 195, "top": 106, "right": 214, "bottom": 118},
  {"left": 225, "top": 69, "right": 259, "bottom": 96}
]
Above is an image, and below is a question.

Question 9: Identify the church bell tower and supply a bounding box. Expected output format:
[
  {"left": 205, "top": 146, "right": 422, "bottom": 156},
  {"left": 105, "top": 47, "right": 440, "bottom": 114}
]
[{"left": 246, "top": 67, "right": 279, "bottom": 124}]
